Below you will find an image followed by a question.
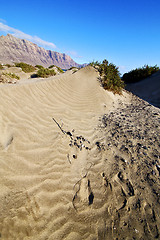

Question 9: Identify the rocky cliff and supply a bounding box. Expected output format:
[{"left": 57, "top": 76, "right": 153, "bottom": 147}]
[{"left": 0, "top": 34, "right": 82, "bottom": 69}]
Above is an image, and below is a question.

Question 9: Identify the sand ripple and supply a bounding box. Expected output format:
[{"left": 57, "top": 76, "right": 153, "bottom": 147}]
[{"left": 0, "top": 66, "right": 159, "bottom": 239}]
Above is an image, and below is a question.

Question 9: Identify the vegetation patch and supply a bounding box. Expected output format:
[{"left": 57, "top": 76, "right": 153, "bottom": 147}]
[
  {"left": 48, "top": 65, "right": 55, "bottom": 69},
  {"left": 89, "top": 61, "right": 100, "bottom": 67},
  {"left": 48, "top": 65, "right": 64, "bottom": 73},
  {"left": 122, "top": 65, "right": 159, "bottom": 83},
  {"left": 3, "top": 73, "right": 20, "bottom": 80},
  {"left": 5, "top": 64, "right": 12, "bottom": 68},
  {"left": 35, "top": 65, "right": 44, "bottom": 70},
  {"left": 69, "top": 66, "right": 78, "bottom": 70},
  {"left": 15, "top": 62, "right": 36, "bottom": 73},
  {"left": 68, "top": 66, "right": 79, "bottom": 74},
  {"left": 90, "top": 59, "right": 125, "bottom": 94},
  {"left": 56, "top": 66, "right": 64, "bottom": 73},
  {"left": 32, "top": 68, "right": 56, "bottom": 78}
]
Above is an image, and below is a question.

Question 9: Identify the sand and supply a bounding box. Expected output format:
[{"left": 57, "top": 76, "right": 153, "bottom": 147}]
[
  {"left": 126, "top": 70, "right": 160, "bottom": 109},
  {"left": 0, "top": 66, "right": 160, "bottom": 239},
  {"left": 0, "top": 67, "right": 33, "bottom": 83}
]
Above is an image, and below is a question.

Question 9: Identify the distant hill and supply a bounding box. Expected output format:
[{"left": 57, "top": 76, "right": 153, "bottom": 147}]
[
  {"left": 0, "top": 34, "right": 84, "bottom": 69},
  {"left": 126, "top": 70, "right": 160, "bottom": 108}
]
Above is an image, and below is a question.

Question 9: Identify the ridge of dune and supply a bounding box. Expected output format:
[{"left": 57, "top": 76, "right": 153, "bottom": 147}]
[{"left": 0, "top": 66, "right": 160, "bottom": 239}]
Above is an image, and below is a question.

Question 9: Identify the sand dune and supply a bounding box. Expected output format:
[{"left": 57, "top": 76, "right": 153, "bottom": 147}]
[
  {"left": 0, "top": 66, "right": 160, "bottom": 239},
  {"left": 126, "top": 70, "right": 160, "bottom": 108}
]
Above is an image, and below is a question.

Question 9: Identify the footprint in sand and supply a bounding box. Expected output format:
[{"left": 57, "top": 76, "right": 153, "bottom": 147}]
[
  {"left": 73, "top": 177, "right": 94, "bottom": 211},
  {"left": 143, "top": 202, "right": 159, "bottom": 238}
]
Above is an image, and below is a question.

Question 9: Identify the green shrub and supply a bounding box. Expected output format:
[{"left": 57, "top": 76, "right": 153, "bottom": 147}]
[
  {"left": 15, "top": 62, "right": 36, "bottom": 73},
  {"left": 89, "top": 61, "right": 101, "bottom": 67},
  {"left": 35, "top": 65, "right": 44, "bottom": 69},
  {"left": 93, "top": 59, "right": 124, "bottom": 94},
  {"left": 122, "top": 65, "right": 159, "bottom": 83},
  {"left": 3, "top": 73, "right": 20, "bottom": 80},
  {"left": 48, "top": 65, "right": 55, "bottom": 69},
  {"left": 56, "top": 66, "right": 64, "bottom": 73},
  {"left": 48, "top": 65, "right": 63, "bottom": 73},
  {"left": 33, "top": 68, "right": 56, "bottom": 78},
  {"left": 68, "top": 66, "right": 78, "bottom": 70},
  {"left": 5, "top": 64, "right": 12, "bottom": 68}
]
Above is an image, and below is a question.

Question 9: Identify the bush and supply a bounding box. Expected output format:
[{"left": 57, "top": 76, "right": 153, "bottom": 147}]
[
  {"left": 56, "top": 66, "right": 64, "bottom": 73},
  {"left": 93, "top": 59, "right": 124, "bottom": 94},
  {"left": 68, "top": 66, "right": 78, "bottom": 70},
  {"left": 35, "top": 65, "right": 44, "bottom": 69},
  {"left": 48, "top": 65, "right": 64, "bottom": 73},
  {"left": 89, "top": 61, "right": 101, "bottom": 67},
  {"left": 48, "top": 65, "right": 55, "bottom": 69},
  {"left": 122, "top": 65, "right": 159, "bottom": 83},
  {"left": 3, "top": 73, "right": 20, "bottom": 80},
  {"left": 15, "top": 62, "right": 36, "bottom": 73},
  {"left": 5, "top": 64, "right": 12, "bottom": 68},
  {"left": 33, "top": 68, "right": 56, "bottom": 78}
]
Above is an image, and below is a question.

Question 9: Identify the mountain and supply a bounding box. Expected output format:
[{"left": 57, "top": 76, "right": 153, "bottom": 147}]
[
  {"left": 0, "top": 34, "right": 83, "bottom": 69},
  {"left": 126, "top": 70, "right": 160, "bottom": 108}
]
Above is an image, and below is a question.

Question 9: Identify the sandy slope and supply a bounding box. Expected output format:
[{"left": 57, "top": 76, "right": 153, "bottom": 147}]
[
  {"left": 126, "top": 70, "right": 160, "bottom": 108},
  {"left": 0, "top": 66, "right": 160, "bottom": 240}
]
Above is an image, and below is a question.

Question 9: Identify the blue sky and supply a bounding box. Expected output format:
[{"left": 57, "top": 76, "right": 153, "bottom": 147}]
[{"left": 0, "top": 0, "right": 160, "bottom": 74}]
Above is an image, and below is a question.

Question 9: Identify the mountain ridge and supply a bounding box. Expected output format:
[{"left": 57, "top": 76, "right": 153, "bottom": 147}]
[{"left": 0, "top": 34, "right": 83, "bottom": 69}]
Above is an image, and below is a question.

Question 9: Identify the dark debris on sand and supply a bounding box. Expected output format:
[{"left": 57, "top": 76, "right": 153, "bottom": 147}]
[{"left": 97, "top": 95, "right": 160, "bottom": 239}]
